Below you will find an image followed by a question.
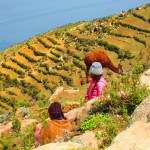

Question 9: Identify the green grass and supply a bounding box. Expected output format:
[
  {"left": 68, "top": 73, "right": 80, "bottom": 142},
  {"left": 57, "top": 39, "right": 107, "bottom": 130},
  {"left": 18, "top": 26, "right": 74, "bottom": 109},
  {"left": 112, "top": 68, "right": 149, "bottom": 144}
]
[{"left": 0, "top": 4, "right": 150, "bottom": 149}]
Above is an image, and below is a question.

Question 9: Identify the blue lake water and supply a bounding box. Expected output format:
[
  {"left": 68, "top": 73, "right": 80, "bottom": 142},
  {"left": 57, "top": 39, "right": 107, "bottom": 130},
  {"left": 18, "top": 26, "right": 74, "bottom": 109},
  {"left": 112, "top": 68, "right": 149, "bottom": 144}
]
[{"left": 0, "top": 0, "right": 149, "bottom": 51}]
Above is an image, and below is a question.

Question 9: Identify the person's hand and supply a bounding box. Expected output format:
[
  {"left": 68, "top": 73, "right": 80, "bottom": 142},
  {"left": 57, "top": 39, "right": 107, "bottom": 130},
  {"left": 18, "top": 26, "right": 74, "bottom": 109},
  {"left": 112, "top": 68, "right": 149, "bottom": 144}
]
[
  {"left": 33, "top": 124, "right": 40, "bottom": 132},
  {"left": 85, "top": 96, "right": 88, "bottom": 102},
  {"left": 33, "top": 124, "right": 41, "bottom": 142}
]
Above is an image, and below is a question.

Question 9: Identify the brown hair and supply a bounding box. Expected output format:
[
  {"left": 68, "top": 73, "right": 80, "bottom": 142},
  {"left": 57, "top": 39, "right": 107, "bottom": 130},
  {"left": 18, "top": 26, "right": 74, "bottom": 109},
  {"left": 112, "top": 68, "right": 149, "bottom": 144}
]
[
  {"left": 91, "top": 74, "right": 102, "bottom": 94},
  {"left": 48, "top": 102, "right": 66, "bottom": 120}
]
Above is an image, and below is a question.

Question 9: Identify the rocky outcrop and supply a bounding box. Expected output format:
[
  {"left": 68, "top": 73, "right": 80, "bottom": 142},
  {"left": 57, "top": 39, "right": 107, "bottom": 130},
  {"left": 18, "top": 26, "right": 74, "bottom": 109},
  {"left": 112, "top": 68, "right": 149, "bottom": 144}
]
[
  {"left": 140, "top": 69, "right": 150, "bottom": 88},
  {"left": 71, "top": 131, "right": 98, "bottom": 149},
  {"left": 106, "top": 119, "right": 150, "bottom": 150},
  {"left": 0, "top": 119, "right": 37, "bottom": 135},
  {"left": 34, "top": 141, "right": 83, "bottom": 150},
  {"left": 0, "top": 112, "right": 12, "bottom": 123},
  {"left": 63, "top": 102, "right": 80, "bottom": 113},
  {"left": 65, "top": 98, "right": 98, "bottom": 124},
  {"left": 106, "top": 95, "right": 150, "bottom": 150},
  {"left": 15, "top": 107, "right": 30, "bottom": 117},
  {"left": 49, "top": 87, "right": 64, "bottom": 102},
  {"left": 106, "top": 69, "right": 150, "bottom": 150},
  {"left": 34, "top": 131, "right": 99, "bottom": 150},
  {"left": 128, "top": 95, "right": 150, "bottom": 127}
]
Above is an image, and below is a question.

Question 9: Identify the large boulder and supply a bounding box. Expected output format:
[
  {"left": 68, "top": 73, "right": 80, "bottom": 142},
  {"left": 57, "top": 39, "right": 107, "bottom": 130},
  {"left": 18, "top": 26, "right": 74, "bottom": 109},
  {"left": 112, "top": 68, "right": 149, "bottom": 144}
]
[
  {"left": 106, "top": 94, "right": 150, "bottom": 150},
  {"left": 16, "top": 107, "right": 30, "bottom": 117},
  {"left": 63, "top": 102, "right": 80, "bottom": 113},
  {"left": 106, "top": 119, "right": 150, "bottom": 150},
  {"left": 0, "top": 119, "right": 37, "bottom": 135},
  {"left": 71, "top": 131, "right": 98, "bottom": 149},
  {"left": 140, "top": 69, "right": 150, "bottom": 88},
  {"left": 106, "top": 68, "right": 150, "bottom": 150},
  {"left": 34, "top": 141, "right": 83, "bottom": 150},
  {"left": 49, "top": 87, "right": 64, "bottom": 102},
  {"left": 0, "top": 112, "right": 12, "bottom": 123},
  {"left": 65, "top": 98, "right": 98, "bottom": 124},
  {"left": 128, "top": 95, "right": 150, "bottom": 127}
]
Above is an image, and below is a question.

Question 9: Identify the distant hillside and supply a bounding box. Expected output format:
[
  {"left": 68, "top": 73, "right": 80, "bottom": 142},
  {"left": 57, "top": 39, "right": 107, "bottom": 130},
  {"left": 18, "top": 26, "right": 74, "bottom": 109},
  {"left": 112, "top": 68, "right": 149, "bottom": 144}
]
[{"left": 0, "top": 4, "right": 150, "bottom": 115}]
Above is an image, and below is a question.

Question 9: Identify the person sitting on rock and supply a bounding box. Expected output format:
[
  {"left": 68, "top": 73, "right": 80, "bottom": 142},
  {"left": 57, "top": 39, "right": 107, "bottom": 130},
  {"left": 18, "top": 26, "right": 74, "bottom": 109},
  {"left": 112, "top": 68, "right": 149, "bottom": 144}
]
[{"left": 33, "top": 102, "right": 72, "bottom": 145}]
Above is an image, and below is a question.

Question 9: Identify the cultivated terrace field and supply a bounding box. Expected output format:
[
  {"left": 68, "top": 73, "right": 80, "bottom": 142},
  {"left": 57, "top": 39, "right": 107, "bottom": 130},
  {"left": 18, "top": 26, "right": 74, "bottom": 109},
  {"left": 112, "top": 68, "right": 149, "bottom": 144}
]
[
  {"left": 0, "top": 4, "right": 150, "bottom": 149},
  {"left": 0, "top": 4, "right": 150, "bottom": 114}
]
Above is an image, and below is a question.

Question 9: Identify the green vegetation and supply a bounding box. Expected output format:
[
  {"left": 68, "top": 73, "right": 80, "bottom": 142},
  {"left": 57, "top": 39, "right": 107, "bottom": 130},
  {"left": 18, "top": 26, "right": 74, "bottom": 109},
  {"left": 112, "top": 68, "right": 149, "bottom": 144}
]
[
  {"left": 98, "top": 39, "right": 134, "bottom": 59},
  {"left": 79, "top": 64, "right": 150, "bottom": 148},
  {"left": 119, "top": 22, "right": 150, "bottom": 33},
  {"left": 11, "top": 118, "right": 21, "bottom": 132},
  {"left": 18, "top": 52, "right": 38, "bottom": 62},
  {"left": 0, "top": 4, "right": 149, "bottom": 149}
]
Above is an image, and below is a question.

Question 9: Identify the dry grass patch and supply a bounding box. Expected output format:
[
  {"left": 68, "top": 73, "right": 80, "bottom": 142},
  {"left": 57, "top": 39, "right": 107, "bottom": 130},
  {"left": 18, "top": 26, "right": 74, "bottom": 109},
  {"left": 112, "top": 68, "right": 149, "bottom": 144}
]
[
  {"left": 114, "top": 26, "right": 137, "bottom": 37},
  {"left": 0, "top": 101, "right": 13, "bottom": 111},
  {"left": 36, "top": 40, "right": 50, "bottom": 50},
  {"left": 33, "top": 41, "right": 50, "bottom": 53},
  {"left": 12, "top": 54, "right": 32, "bottom": 68},
  {"left": 23, "top": 75, "right": 41, "bottom": 87},
  {"left": 5, "top": 60, "right": 25, "bottom": 72},
  {"left": 45, "top": 34, "right": 62, "bottom": 44},
  {"left": 0, "top": 91, "right": 16, "bottom": 102},
  {"left": 104, "top": 35, "right": 145, "bottom": 53},
  {"left": 114, "top": 26, "right": 149, "bottom": 43},
  {"left": 41, "top": 37, "right": 54, "bottom": 46},
  {"left": 105, "top": 50, "right": 120, "bottom": 64},
  {"left": 135, "top": 33, "right": 149, "bottom": 41},
  {"left": 0, "top": 67, "right": 19, "bottom": 78},
  {"left": 43, "top": 59, "right": 55, "bottom": 66},
  {"left": 71, "top": 73, "right": 82, "bottom": 86},
  {"left": 5, "top": 87, "right": 32, "bottom": 102},
  {"left": 93, "top": 45, "right": 106, "bottom": 52},
  {"left": 122, "top": 15, "right": 150, "bottom": 30},
  {"left": 47, "top": 75, "right": 61, "bottom": 84},
  {"left": 21, "top": 48, "right": 42, "bottom": 61},
  {"left": 132, "top": 5, "right": 150, "bottom": 20}
]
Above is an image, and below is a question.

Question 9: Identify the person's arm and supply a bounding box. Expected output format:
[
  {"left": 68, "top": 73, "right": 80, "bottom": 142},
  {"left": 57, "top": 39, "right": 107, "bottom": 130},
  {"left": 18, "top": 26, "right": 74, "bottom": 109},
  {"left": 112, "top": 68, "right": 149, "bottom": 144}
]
[
  {"left": 33, "top": 124, "right": 50, "bottom": 144},
  {"left": 33, "top": 125, "right": 41, "bottom": 141},
  {"left": 97, "top": 81, "right": 106, "bottom": 96},
  {"left": 85, "top": 95, "right": 88, "bottom": 102},
  {"left": 85, "top": 81, "right": 93, "bottom": 101}
]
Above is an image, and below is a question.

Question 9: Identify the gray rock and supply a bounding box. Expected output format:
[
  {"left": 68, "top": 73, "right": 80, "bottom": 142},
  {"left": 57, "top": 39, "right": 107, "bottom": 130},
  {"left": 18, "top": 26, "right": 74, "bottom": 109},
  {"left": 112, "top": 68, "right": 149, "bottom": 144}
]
[
  {"left": 0, "top": 111, "right": 12, "bottom": 123},
  {"left": 34, "top": 141, "right": 83, "bottom": 150},
  {"left": 128, "top": 95, "right": 150, "bottom": 127},
  {"left": 106, "top": 120, "right": 150, "bottom": 150}
]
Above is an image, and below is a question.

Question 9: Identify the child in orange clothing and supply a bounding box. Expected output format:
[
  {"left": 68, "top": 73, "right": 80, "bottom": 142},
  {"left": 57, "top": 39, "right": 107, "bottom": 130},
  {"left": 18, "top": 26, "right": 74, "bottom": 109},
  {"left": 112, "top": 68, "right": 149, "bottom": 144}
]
[{"left": 33, "top": 102, "right": 72, "bottom": 145}]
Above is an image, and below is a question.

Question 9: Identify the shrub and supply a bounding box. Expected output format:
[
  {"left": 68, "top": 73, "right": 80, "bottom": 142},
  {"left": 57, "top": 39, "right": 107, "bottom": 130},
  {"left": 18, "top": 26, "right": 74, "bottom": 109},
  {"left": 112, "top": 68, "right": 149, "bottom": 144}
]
[
  {"left": 11, "top": 118, "right": 21, "bottom": 132},
  {"left": 80, "top": 113, "right": 111, "bottom": 131},
  {"left": 96, "top": 64, "right": 150, "bottom": 115}
]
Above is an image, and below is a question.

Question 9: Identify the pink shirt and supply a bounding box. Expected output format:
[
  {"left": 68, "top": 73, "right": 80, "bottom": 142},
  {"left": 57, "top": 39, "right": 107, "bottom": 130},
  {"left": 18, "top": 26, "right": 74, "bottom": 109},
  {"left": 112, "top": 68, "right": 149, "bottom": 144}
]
[{"left": 86, "top": 76, "right": 107, "bottom": 100}]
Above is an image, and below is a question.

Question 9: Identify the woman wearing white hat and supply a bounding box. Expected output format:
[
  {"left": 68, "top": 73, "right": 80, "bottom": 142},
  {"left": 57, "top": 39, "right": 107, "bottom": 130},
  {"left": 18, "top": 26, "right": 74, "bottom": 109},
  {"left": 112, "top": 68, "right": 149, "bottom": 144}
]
[{"left": 85, "top": 62, "right": 107, "bottom": 101}]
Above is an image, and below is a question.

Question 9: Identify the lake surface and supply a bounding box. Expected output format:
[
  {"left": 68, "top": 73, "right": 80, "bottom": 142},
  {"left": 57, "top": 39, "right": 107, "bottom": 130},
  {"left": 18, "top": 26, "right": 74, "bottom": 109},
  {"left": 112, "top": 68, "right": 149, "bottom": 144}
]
[{"left": 0, "top": 0, "right": 149, "bottom": 51}]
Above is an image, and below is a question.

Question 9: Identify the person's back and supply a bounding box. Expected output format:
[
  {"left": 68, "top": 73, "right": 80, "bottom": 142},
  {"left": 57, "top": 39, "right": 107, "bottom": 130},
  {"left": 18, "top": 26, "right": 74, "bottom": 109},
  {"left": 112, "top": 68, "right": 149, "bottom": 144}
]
[
  {"left": 39, "top": 118, "right": 72, "bottom": 143},
  {"left": 33, "top": 102, "right": 72, "bottom": 145},
  {"left": 85, "top": 62, "right": 107, "bottom": 101}
]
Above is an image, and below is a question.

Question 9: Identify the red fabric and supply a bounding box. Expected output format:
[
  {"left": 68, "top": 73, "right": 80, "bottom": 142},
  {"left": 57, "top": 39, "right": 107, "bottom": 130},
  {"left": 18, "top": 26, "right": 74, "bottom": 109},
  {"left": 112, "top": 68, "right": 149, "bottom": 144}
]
[{"left": 86, "top": 76, "right": 107, "bottom": 100}]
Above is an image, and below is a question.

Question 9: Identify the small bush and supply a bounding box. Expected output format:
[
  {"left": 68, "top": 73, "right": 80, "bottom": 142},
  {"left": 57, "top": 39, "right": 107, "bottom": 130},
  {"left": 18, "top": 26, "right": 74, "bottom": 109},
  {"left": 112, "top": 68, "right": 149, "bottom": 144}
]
[{"left": 11, "top": 118, "right": 21, "bottom": 132}]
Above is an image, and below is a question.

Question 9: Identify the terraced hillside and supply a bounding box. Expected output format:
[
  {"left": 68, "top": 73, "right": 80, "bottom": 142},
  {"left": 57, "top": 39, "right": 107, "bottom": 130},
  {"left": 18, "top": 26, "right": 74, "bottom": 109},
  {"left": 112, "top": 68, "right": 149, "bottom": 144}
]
[{"left": 0, "top": 4, "right": 150, "bottom": 115}]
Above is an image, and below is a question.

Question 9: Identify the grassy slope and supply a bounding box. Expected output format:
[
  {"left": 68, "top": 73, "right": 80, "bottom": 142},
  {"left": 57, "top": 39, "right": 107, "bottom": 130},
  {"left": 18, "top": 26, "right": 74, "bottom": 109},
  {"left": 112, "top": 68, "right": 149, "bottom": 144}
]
[
  {"left": 0, "top": 4, "right": 150, "bottom": 150},
  {"left": 0, "top": 4, "right": 149, "bottom": 114}
]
